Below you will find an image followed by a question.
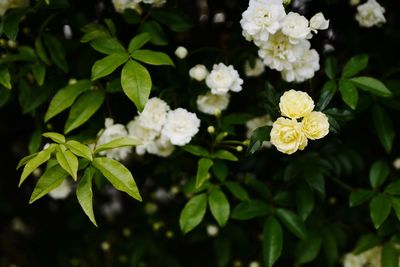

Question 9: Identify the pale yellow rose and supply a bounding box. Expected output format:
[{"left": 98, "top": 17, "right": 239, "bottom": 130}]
[
  {"left": 279, "top": 89, "right": 314, "bottom": 119},
  {"left": 301, "top": 111, "right": 329, "bottom": 140},
  {"left": 270, "top": 117, "right": 307, "bottom": 155}
]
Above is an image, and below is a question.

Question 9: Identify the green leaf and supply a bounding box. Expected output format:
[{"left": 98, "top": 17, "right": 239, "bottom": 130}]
[
  {"left": 44, "top": 80, "right": 91, "bottom": 122},
  {"left": 91, "top": 53, "right": 129, "bottom": 81},
  {"left": 372, "top": 106, "right": 395, "bottom": 153},
  {"left": 342, "top": 54, "right": 369, "bottom": 78},
  {"left": 128, "top": 33, "right": 152, "bottom": 53},
  {"left": 150, "top": 9, "right": 193, "bottom": 32},
  {"left": 64, "top": 90, "right": 105, "bottom": 134},
  {"left": 195, "top": 158, "right": 213, "bottom": 188},
  {"left": 369, "top": 160, "right": 390, "bottom": 189},
  {"left": 139, "top": 21, "right": 168, "bottom": 46},
  {"left": 182, "top": 144, "right": 210, "bottom": 157},
  {"left": 179, "top": 193, "right": 207, "bottom": 234},
  {"left": 65, "top": 140, "right": 93, "bottom": 161},
  {"left": 231, "top": 199, "right": 270, "bottom": 220},
  {"left": 381, "top": 243, "right": 398, "bottom": 267},
  {"left": 43, "top": 33, "right": 68, "bottom": 72},
  {"left": 94, "top": 137, "right": 141, "bottom": 154},
  {"left": 369, "top": 194, "right": 392, "bottom": 229},
  {"left": 2, "top": 8, "right": 27, "bottom": 40},
  {"left": 76, "top": 167, "right": 97, "bottom": 227},
  {"left": 247, "top": 126, "right": 271, "bottom": 155},
  {"left": 0, "top": 67, "right": 12, "bottom": 89},
  {"left": 20, "top": 149, "right": 52, "bottom": 186},
  {"left": 211, "top": 160, "right": 228, "bottom": 182},
  {"left": 276, "top": 208, "right": 307, "bottom": 240},
  {"left": 212, "top": 150, "right": 238, "bottom": 161},
  {"left": 353, "top": 234, "right": 381, "bottom": 254},
  {"left": 385, "top": 181, "right": 400, "bottom": 195},
  {"left": 296, "top": 183, "right": 314, "bottom": 220},
  {"left": 294, "top": 231, "right": 322, "bottom": 264},
  {"left": 349, "top": 189, "right": 375, "bottom": 207},
  {"left": 339, "top": 79, "right": 358, "bottom": 110},
  {"left": 351, "top": 76, "right": 392, "bottom": 97},
  {"left": 131, "top": 49, "right": 174, "bottom": 66},
  {"left": 90, "top": 37, "right": 126, "bottom": 55},
  {"left": 121, "top": 60, "right": 152, "bottom": 112},
  {"left": 29, "top": 164, "right": 69, "bottom": 204},
  {"left": 56, "top": 149, "right": 78, "bottom": 181},
  {"left": 263, "top": 217, "right": 283, "bottom": 267},
  {"left": 31, "top": 62, "right": 46, "bottom": 86},
  {"left": 324, "top": 56, "right": 337, "bottom": 80},
  {"left": 391, "top": 197, "right": 400, "bottom": 221},
  {"left": 42, "top": 132, "right": 65, "bottom": 143},
  {"left": 224, "top": 181, "right": 249, "bottom": 201},
  {"left": 35, "top": 37, "right": 50, "bottom": 64},
  {"left": 208, "top": 188, "right": 230, "bottom": 227},
  {"left": 316, "top": 80, "right": 337, "bottom": 111},
  {"left": 92, "top": 157, "right": 141, "bottom": 201},
  {"left": 16, "top": 153, "right": 38, "bottom": 170}
]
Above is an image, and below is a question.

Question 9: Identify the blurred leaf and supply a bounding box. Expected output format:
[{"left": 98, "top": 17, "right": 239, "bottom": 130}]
[
  {"left": 296, "top": 183, "right": 314, "bottom": 220},
  {"left": 231, "top": 199, "right": 269, "bottom": 220},
  {"left": 28, "top": 125, "right": 42, "bottom": 154},
  {"left": 76, "top": 167, "right": 97, "bottom": 227},
  {"left": 247, "top": 126, "right": 271, "bottom": 155},
  {"left": 316, "top": 80, "right": 337, "bottom": 111},
  {"left": 212, "top": 150, "right": 238, "bottom": 161},
  {"left": 91, "top": 53, "right": 129, "bottom": 81},
  {"left": 35, "top": 37, "right": 50, "bottom": 64},
  {"left": 369, "top": 160, "right": 390, "bottom": 189},
  {"left": 196, "top": 158, "right": 213, "bottom": 188},
  {"left": 211, "top": 160, "right": 228, "bottom": 182},
  {"left": 31, "top": 62, "right": 46, "bottom": 86},
  {"left": 150, "top": 9, "right": 193, "bottom": 32},
  {"left": 224, "top": 181, "right": 249, "bottom": 201},
  {"left": 351, "top": 77, "right": 392, "bottom": 97},
  {"left": 1, "top": 8, "right": 28, "bottom": 40},
  {"left": 353, "top": 234, "right": 381, "bottom": 254},
  {"left": 131, "top": 50, "right": 174, "bottom": 66},
  {"left": 349, "top": 189, "right": 375, "bottom": 207},
  {"left": 0, "top": 67, "right": 11, "bottom": 89},
  {"left": 182, "top": 144, "right": 210, "bottom": 157},
  {"left": 209, "top": 188, "right": 230, "bottom": 227},
  {"left": 339, "top": 79, "right": 358, "bottom": 110},
  {"left": 342, "top": 54, "right": 369, "bottom": 78},
  {"left": 370, "top": 194, "right": 392, "bottom": 229},
  {"left": 179, "top": 193, "right": 207, "bottom": 234},
  {"left": 121, "top": 60, "right": 152, "bottom": 112},
  {"left": 372, "top": 106, "right": 395, "bottom": 153},
  {"left": 276, "top": 208, "right": 307, "bottom": 240},
  {"left": 93, "top": 157, "right": 141, "bottom": 201},
  {"left": 139, "top": 21, "right": 168, "bottom": 46},
  {"left": 43, "top": 33, "right": 68, "bottom": 72},
  {"left": 385, "top": 181, "right": 400, "bottom": 195},
  {"left": 381, "top": 243, "right": 398, "bottom": 267},
  {"left": 263, "top": 217, "right": 283, "bottom": 267},
  {"left": 294, "top": 231, "right": 322, "bottom": 264},
  {"left": 324, "top": 56, "right": 337, "bottom": 80}
]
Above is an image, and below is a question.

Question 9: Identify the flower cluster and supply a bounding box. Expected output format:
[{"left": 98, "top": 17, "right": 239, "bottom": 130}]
[
  {"left": 190, "top": 63, "right": 243, "bottom": 115},
  {"left": 355, "top": 0, "right": 386, "bottom": 28},
  {"left": 0, "top": 0, "right": 29, "bottom": 16},
  {"left": 270, "top": 90, "right": 329, "bottom": 154},
  {"left": 240, "top": 0, "right": 329, "bottom": 83},
  {"left": 96, "top": 98, "right": 200, "bottom": 159},
  {"left": 112, "top": 0, "right": 166, "bottom": 14}
]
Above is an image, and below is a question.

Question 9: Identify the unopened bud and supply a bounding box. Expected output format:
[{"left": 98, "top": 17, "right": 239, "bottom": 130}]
[
  {"left": 236, "top": 146, "right": 243, "bottom": 152},
  {"left": 207, "top": 126, "right": 215, "bottom": 134},
  {"left": 68, "top": 78, "right": 77, "bottom": 85},
  {"left": 7, "top": 40, "right": 18, "bottom": 49},
  {"left": 214, "top": 109, "right": 221, "bottom": 118}
]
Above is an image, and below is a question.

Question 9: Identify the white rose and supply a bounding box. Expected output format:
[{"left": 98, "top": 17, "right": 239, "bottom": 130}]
[
  {"left": 206, "top": 63, "right": 243, "bottom": 95},
  {"left": 196, "top": 92, "right": 230, "bottom": 115},
  {"left": 146, "top": 137, "right": 175, "bottom": 157},
  {"left": 161, "top": 108, "right": 200, "bottom": 146},
  {"left": 279, "top": 89, "right": 315, "bottom": 119},
  {"left": 189, "top": 64, "right": 209, "bottom": 81},
  {"left": 175, "top": 46, "right": 188, "bottom": 59},
  {"left": 139, "top": 97, "right": 170, "bottom": 132},
  {"left": 112, "top": 0, "right": 142, "bottom": 13},
  {"left": 126, "top": 116, "right": 158, "bottom": 155},
  {"left": 244, "top": 58, "right": 265, "bottom": 77},
  {"left": 270, "top": 117, "right": 308, "bottom": 154},
  {"left": 281, "top": 12, "right": 311, "bottom": 43},
  {"left": 142, "top": 0, "right": 166, "bottom": 7},
  {"left": 281, "top": 47, "right": 320, "bottom": 83},
  {"left": 49, "top": 179, "right": 72, "bottom": 200},
  {"left": 98, "top": 118, "right": 131, "bottom": 161},
  {"left": 355, "top": 0, "right": 386, "bottom": 28},
  {"left": 310, "top": 12, "right": 330, "bottom": 32}
]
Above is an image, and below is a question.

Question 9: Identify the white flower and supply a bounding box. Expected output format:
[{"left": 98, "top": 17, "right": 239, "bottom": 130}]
[
  {"left": 393, "top": 158, "right": 400, "bottom": 170},
  {"left": 189, "top": 64, "right": 209, "bottom": 81},
  {"left": 206, "top": 224, "right": 219, "bottom": 237},
  {"left": 240, "top": 0, "right": 286, "bottom": 45},
  {"left": 258, "top": 31, "right": 305, "bottom": 71},
  {"left": 127, "top": 116, "right": 158, "bottom": 155},
  {"left": 49, "top": 180, "right": 72, "bottom": 200},
  {"left": 146, "top": 137, "right": 175, "bottom": 157},
  {"left": 246, "top": 115, "right": 273, "bottom": 148},
  {"left": 161, "top": 108, "right": 200, "bottom": 146},
  {"left": 112, "top": 0, "right": 141, "bottom": 13},
  {"left": 142, "top": 0, "right": 166, "bottom": 7},
  {"left": 244, "top": 58, "right": 265, "bottom": 77},
  {"left": 97, "top": 118, "right": 131, "bottom": 161},
  {"left": 310, "top": 12, "right": 330, "bottom": 33},
  {"left": 175, "top": 46, "right": 188, "bottom": 59},
  {"left": 206, "top": 63, "right": 243, "bottom": 95},
  {"left": 139, "top": 97, "right": 170, "bottom": 132},
  {"left": 355, "top": 0, "right": 386, "bottom": 28},
  {"left": 196, "top": 92, "right": 230, "bottom": 115},
  {"left": 0, "top": 0, "right": 29, "bottom": 16},
  {"left": 249, "top": 262, "right": 261, "bottom": 267},
  {"left": 343, "top": 253, "right": 366, "bottom": 267},
  {"left": 281, "top": 12, "right": 311, "bottom": 43},
  {"left": 281, "top": 46, "right": 320, "bottom": 83}
]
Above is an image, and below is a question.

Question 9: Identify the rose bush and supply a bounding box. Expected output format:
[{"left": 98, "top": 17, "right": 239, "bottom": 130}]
[{"left": 1, "top": 0, "right": 400, "bottom": 266}]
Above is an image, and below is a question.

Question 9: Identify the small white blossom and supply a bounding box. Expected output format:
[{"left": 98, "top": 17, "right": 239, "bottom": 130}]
[
  {"left": 0, "top": 0, "right": 29, "bottom": 16},
  {"left": 49, "top": 180, "right": 72, "bottom": 200},
  {"left": 197, "top": 92, "right": 230, "bottom": 115},
  {"left": 206, "top": 63, "right": 243, "bottom": 95},
  {"left": 142, "top": 0, "right": 166, "bottom": 7},
  {"left": 355, "top": 0, "right": 386, "bottom": 28},
  {"left": 281, "top": 47, "right": 320, "bottom": 83},
  {"left": 206, "top": 224, "right": 219, "bottom": 237},
  {"left": 244, "top": 58, "right": 265, "bottom": 77},
  {"left": 146, "top": 137, "right": 175, "bottom": 157},
  {"left": 139, "top": 97, "right": 170, "bottom": 132},
  {"left": 161, "top": 108, "right": 200, "bottom": 146},
  {"left": 393, "top": 158, "right": 400, "bottom": 170},
  {"left": 112, "top": 0, "right": 141, "bottom": 13},
  {"left": 281, "top": 12, "right": 311, "bottom": 43},
  {"left": 310, "top": 12, "right": 330, "bottom": 33},
  {"left": 97, "top": 118, "right": 131, "bottom": 161},
  {"left": 240, "top": 0, "right": 286, "bottom": 45},
  {"left": 175, "top": 46, "right": 188, "bottom": 59},
  {"left": 189, "top": 64, "right": 209, "bottom": 82}
]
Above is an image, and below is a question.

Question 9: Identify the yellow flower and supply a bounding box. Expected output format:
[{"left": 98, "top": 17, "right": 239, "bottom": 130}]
[
  {"left": 270, "top": 117, "right": 307, "bottom": 155},
  {"left": 279, "top": 89, "right": 314, "bottom": 119},
  {"left": 301, "top": 111, "right": 329, "bottom": 140}
]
